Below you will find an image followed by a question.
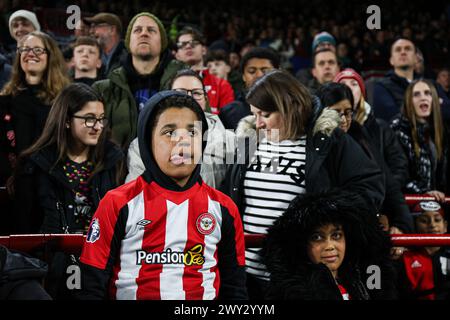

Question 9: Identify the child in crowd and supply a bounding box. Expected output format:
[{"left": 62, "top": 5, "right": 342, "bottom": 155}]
[
  {"left": 79, "top": 91, "right": 247, "bottom": 300},
  {"left": 397, "top": 201, "right": 450, "bottom": 299},
  {"left": 263, "top": 189, "right": 397, "bottom": 300}
]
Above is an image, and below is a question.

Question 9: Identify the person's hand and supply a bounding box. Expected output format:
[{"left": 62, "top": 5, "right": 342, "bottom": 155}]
[
  {"left": 426, "top": 190, "right": 446, "bottom": 202},
  {"left": 6, "top": 175, "right": 15, "bottom": 197},
  {"left": 389, "top": 227, "right": 406, "bottom": 260}
]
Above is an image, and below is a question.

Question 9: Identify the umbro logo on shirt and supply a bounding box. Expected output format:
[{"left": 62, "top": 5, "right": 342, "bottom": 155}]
[
  {"left": 137, "top": 219, "right": 152, "bottom": 227},
  {"left": 411, "top": 260, "right": 423, "bottom": 268}
]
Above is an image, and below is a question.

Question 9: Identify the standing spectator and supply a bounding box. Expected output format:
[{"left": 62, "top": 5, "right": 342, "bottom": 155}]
[
  {"left": 6, "top": 10, "right": 40, "bottom": 64},
  {"left": 175, "top": 26, "right": 235, "bottom": 114},
  {"left": 263, "top": 190, "right": 396, "bottom": 300},
  {"left": 372, "top": 38, "right": 418, "bottom": 121},
  {"left": 296, "top": 31, "right": 336, "bottom": 86},
  {"left": 205, "top": 49, "right": 244, "bottom": 97},
  {"left": 221, "top": 70, "right": 384, "bottom": 299},
  {"left": 79, "top": 91, "right": 247, "bottom": 300},
  {"left": 390, "top": 80, "right": 448, "bottom": 200},
  {"left": 308, "top": 48, "right": 340, "bottom": 95},
  {"left": 126, "top": 69, "right": 234, "bottom": 188},
  {"left": 436, "top": 68, "right": 450, "bottom": 98},
  {"left": 92, "top": 12, "right": 186, "bottom": 149},
  {"left": 72, "top": 36, "right": 103, "bottom": 86},
  {"left": 83, "top": 13, "right": 127, "bottom": 78},
  {"left": 13, "top": 83, "right": 124, "bottom": 298},
  {"left": 0, "top": 31, "right": 70, "bottom": 215},
  {"left": 397, "top": 201, "right": 450, "bottom": 300},
  {"left": 219, "top": 47, "right": 280, "bottom": 130},
  {"left": 334, "top": 69, "right": 413, "bottom": 233}
]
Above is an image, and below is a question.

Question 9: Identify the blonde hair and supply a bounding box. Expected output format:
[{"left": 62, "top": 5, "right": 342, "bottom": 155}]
[{"left": 1, "top": 31, "right": 70, "bottom": 104}]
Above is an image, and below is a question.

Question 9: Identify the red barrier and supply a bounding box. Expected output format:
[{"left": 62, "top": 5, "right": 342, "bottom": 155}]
[
  {"left": 404, "top": 194, "right": 450, "bottom": 205},
  {"left": 1, "top": 233, "right": 450, "bottom": 252}
]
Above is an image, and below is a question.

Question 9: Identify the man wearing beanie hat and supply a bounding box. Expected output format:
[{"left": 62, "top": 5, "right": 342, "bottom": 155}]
[
  {"left": 9, "top": 10, "right": 41, "bottom": 43},
  {"left": 92, "top": 12, "right": 186, "bottom": 149},
  {"left": 396, "top": 200, "right": 450, "bottom": 300},
  {"left": 83, "top": 13, "right": 127, "bottom": 77}
]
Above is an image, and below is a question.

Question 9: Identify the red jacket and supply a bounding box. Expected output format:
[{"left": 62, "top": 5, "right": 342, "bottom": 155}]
[{"left": 200, "top": 69, "right": 235, "bottom": 114}]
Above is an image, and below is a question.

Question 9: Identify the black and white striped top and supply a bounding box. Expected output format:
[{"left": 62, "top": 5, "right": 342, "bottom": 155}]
[{"left": 243, "top": 137, "right": 307, "bottom": 281}]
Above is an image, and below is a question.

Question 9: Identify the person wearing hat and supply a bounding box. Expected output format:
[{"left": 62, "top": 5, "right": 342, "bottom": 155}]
[
  {"left": 9, "top": 10, "right": 41, "bottom": 43},
  {"left": 332, "top": 69, "right": 412, "bottom": 236},
  {"left": 295, "top": 31, "right": 337, "bottom": 87},
  {"left": 92, "top": 12, "right": 186, "bottom": 149},
  {"left": 396, "top": 201, "right": 450, "bottom": 300},
  {"left": 83, "top": 13, "right": 127, "bottom": 78}
]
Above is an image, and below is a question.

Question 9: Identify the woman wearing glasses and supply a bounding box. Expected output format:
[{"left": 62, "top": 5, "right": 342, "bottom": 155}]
[
  {"left": 221, "top": 70, "right": 384, "bottom": 299},
  {"left": 11, "top": 83, "right": 125, "bottom": 237},
  {"left": 318, "top": 82, "right": 414, "bottom": 241},
  {"left": 126, "top": 69, "right": 234, "bottom": 188},
  {"left": 0, "top": 31, "right": 70, "bottom": 228}
]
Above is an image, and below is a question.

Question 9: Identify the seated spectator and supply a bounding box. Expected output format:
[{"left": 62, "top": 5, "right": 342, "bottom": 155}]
[
  {"left": 221, "top": 70, "right": 384, "bottom": 299},
  {"left": 205, "top": 49, "right": 244, "bottom": 97},
  {"left": 79, "top": 91, "right": 247, "bottom": 300},
  {"left": 72, "top": 36, "right": 103, "bottom": 86},
  {"left": 175, "top": 26, "right": 235, "bottom": 114},
  {"left": 13, "top": 83, "right": 124, "bottom": 298},
  {"left": 263, "top": 190, "right": 396, "bottom": 300},
  {"left": 308, "top": 48, "right": 340, "bottom": 95},
  {"left": 390, "top": 80, "right": 448, "bottom": 200},
  {"left": 219, "top": 47, "right": 280, "bottom": 130},
  {"left": 397, "top": 201, "right": 450, "bottom": 299},
  {"left": 126, "top": 69, "right": 234, "bottom": 188},
  {"left": 0, "top": 31, "right": 70, "bottom": 230}
]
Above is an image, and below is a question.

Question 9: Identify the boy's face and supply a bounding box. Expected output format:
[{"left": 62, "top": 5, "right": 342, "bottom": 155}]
[
  {"left": 151, "top": 107, "right": 203, "bottom": 187},
  {"left": 415, "top": 211, "right": 447, "bottom": 234},
  {"left": 73, "top": 44, "right": 102, "bottom": 73},
  {"left": 207, "top": 60, "right": 230, "bottom": 80},
  {"left": 307, "top": 224, "right": 346, "bottom": 278}
]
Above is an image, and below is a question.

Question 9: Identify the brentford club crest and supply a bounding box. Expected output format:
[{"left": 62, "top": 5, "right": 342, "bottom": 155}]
[{"left": 196, "top": 213, "right": 216, "bottom": 235}]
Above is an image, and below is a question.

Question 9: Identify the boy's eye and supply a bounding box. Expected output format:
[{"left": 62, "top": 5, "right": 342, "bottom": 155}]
[
  {"left": 332, "top": 232, "right": 343, "bottom": 240},
  {"left": 309, "top": 233, "right": 322, "bottom": 242}
]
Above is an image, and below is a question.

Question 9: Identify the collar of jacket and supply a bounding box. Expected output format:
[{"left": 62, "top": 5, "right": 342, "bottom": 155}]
[{"left": 28, "top": 140, "right": 122, "bottom": 184}]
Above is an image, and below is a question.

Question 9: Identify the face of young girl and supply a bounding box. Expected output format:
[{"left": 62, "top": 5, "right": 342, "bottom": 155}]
[
  {"left": 415, "top": 211, "right": 448, "bottom": 234},
  {"left": 329, "top": 99, "right": 353, "bottom": 133},
  {"left": 70, "top": 101, "right": 105, "bottom": 147},
  {"left": 340, "top": 78, "right": 361, "bottom": 109},
  {"left": 151, "top": 107, "right": 203, "bottom": 187},
  {"left": 307, "top": 224, "right": 346, "bottom": 279},
  {"left": 412, "top": 81, "right": 433, "bottom": 122}
]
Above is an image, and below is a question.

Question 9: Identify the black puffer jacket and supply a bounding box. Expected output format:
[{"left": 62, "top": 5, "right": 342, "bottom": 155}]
[
  {"left": 221, "top": 96, "right": 385, "bottom": 215},
  {"left": 263, "top": 190, "right": 397, "bottom": 300},
  {"left": 12, "top": 141, "right": 124, "bottom": 233}
]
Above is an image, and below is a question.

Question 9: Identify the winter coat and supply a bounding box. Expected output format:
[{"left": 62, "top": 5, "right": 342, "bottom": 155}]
[
  {"left": 0, "top": 86, "right": 51, "bottom": 181},
  {"left": 126, "top": 112, "right": 235, "bottom": 188},
  {"left": 221, "top": 97, "right": 385, "bottom": 215},
  {"left": 263, "top": 190, "right": 397, "bottom": 300},
  {"left": 390, "top": 114, "right": 448, "bottom": 194},
  {"left": 348, "top": 104, "right": 413, "bottom": 232},
  {"left": 372, "top": 70, "right": 417, "bottom": 122},
  {"left": 92, "top": 50, "right": 186, "bottom": 148},
  {"left": 100, "top": 40, "right": 128, "bottom": 78},
  {"left": 0, "top": 245, "right": 51, "bottom": 300},
  {"left": 12, "top": 141, "right": 124, "bottom": 234}
]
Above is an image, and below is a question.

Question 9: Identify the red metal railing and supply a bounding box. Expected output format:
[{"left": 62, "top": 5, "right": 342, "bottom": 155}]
[{"left": 1, "top": 233, "right": 450, "bottom": 253}]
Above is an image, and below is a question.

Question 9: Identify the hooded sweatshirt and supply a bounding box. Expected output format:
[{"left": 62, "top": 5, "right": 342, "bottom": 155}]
[{"left": 79, "top": 91, "right": 247, "bottom": 300}]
